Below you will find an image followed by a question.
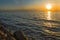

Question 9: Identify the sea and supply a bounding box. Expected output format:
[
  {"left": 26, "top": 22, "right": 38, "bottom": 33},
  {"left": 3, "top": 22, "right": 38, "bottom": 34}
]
[{"left": 0, "top": 10, "right": 60, "bottom": 40}]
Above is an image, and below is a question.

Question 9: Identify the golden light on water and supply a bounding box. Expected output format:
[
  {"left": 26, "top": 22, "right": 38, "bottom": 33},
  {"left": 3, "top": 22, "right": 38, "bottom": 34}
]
[
  {"left": 43, "top": 29, "right": 60, "bottom": 36},
  {"left": 47, "top": 11, "right": 51, "bottom": 20},
  {"left": 46, "top": 4, "right": 52, "bottom": 10},
  {"left": 43, "top": 11, "right": 52, "bottom": 28}
]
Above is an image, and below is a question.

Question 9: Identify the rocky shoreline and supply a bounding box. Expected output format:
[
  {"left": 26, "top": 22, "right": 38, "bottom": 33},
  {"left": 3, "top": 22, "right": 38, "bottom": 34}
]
[{"left": 0, "top": 22, "right": 28, "bottom": 40}]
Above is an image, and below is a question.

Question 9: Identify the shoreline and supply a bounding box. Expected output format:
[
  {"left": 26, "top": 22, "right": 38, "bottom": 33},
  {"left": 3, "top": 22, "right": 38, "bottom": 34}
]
[{"left": 0, "top": 21, "right": 28, "bottom": 40}]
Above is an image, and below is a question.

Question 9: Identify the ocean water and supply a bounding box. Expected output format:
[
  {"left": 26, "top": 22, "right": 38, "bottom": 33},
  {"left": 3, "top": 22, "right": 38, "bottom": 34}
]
[{"left": 0, "top": 11, "right": 60, "bottom": 40}]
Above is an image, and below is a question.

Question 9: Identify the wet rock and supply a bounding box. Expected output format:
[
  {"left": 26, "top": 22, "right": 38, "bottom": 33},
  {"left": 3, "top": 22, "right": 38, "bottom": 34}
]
[
  {"left": 0, "top": 26, "right": 7, "bottom": 33},
  {"left": 0, "top": 22, "right": 29, "bottom": 40},
  {"left": 14, "top": 30, "right": 28, "bottom": 40},
  {"left": 7, "top": 33, "right": 16, "bottom": 40}
]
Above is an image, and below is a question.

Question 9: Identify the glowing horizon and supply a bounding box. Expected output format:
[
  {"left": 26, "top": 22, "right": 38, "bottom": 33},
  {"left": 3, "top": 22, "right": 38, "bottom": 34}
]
[{"left": 0, "top": 0, "right": 60, "bottom": 10}]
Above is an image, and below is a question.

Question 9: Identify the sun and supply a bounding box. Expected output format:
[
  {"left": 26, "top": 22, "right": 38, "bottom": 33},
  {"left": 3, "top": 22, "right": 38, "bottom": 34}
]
[{"left": 46, "top": 4, "right": 52, "bottom": 10}]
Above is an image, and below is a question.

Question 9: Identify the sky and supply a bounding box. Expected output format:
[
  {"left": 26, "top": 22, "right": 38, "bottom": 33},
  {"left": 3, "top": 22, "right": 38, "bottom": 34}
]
[{"left": 0, "top": 0, "right": 60, "bottom": 10}]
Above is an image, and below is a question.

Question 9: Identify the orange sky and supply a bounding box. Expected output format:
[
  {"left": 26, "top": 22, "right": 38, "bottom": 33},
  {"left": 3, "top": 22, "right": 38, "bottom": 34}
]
[
  {"left": 0, "top": 5, "right": 60, "bottom": 11},
  {"left": 0, "top": 3, "right": 60, "bottom": 11},
  {"left": 0, "top": 0, "right": 60, "bottom": 11}
]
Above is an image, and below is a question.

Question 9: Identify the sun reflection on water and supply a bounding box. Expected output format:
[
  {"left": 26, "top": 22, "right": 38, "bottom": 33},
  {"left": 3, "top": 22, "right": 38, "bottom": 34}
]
[
  {"left": 43, "top": 11, "right": 52, "bottom": 28},
  {"left": 47, "top": 11, "right": 51, "bottom": 20},
  {"left": 43, "top": 11, "right": 57, "bottom": 28}
]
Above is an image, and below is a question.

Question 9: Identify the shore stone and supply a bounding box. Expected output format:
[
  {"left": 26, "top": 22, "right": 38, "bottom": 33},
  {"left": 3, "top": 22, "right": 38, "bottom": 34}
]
[{"left": 14, "top": 30, "right": 28, "bottom": 40}]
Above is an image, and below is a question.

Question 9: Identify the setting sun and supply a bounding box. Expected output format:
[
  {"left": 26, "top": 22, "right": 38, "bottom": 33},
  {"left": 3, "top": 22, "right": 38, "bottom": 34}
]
[{"left": 46, "top": 4, "right": 52, "bottom": 10}]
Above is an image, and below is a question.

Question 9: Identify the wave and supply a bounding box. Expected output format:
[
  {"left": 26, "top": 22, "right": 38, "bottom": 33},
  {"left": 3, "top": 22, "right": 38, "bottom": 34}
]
[
  {"left": 14, "top": 16, "right": 60, "bottom": 24},
  {"left": 0, "top": 13, "right": 60, "bottom": 40}
]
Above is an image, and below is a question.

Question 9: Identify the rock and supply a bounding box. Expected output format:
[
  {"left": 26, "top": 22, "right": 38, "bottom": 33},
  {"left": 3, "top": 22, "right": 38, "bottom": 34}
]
[
  {"left": 7, "top": 33, "right": 16, "bottom": 40},
  {"left": 0, "top": 23, "right": 29, "bottom": 40},
  {"left": 0, "top": 24, "right": 17, "bottom": 40},
  {"left": 14, "top": 30, "right": 28, "bottom": 40},
  {"left": 0, "top": 26, "right": 7, "bottom": 33}
]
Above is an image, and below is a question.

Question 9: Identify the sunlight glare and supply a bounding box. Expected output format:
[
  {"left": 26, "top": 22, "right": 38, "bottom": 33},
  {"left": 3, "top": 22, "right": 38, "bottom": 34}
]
[
  {"left": 46, "top": 4, "right": 52, "bottom": 10},
  {"left": 47, "top": 11, "right": 51, "bottom": 20}
]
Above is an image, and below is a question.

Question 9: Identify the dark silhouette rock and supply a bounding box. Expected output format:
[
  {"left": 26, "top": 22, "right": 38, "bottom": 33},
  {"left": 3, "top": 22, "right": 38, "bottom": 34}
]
[
  {"left": 14, "top": 30, "right": 28, "bottom": 40},
  {"left": 0, "top": 26, "right": 7, "bottom": 33}
]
